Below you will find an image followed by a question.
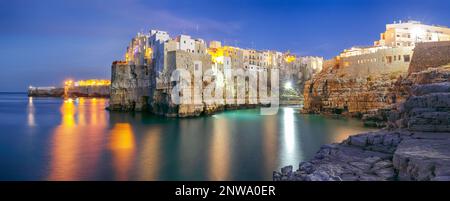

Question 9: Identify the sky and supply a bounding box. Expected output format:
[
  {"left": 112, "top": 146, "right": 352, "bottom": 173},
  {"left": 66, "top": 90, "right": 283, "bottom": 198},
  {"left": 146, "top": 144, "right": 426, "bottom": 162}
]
[{"left": 0, "top": 0, "right": 449, "bottom": 92}]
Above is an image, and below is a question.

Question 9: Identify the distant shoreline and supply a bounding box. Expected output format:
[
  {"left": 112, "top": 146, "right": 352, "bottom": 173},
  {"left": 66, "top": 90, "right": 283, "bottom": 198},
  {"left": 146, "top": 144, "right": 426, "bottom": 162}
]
[{"left": 0, "top": 92, "right": 27, "bottom": 94}]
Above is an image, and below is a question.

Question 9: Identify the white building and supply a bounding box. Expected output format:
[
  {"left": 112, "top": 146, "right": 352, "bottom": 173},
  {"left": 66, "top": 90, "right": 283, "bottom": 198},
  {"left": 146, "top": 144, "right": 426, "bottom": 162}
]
[{"left": 375, "top": 20, "right": 450, "bottom": 47}]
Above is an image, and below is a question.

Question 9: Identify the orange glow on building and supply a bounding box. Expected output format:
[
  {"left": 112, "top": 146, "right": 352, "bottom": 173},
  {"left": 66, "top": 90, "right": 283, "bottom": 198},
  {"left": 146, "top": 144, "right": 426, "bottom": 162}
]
[
  {"left": 64, "top": 80, "right": 74, "bottom": 87},
  {"left": 145, "top": 47, "right": 153, "bottom": 59},
  {"left": 208, "top": 47, "right": 225, "bottom": 64},
  {"left": 75, "top": 79, "right": 111, "bottom": 87},
  {"left": 284, "top": 55, "right": 296, "bottom": 63}
]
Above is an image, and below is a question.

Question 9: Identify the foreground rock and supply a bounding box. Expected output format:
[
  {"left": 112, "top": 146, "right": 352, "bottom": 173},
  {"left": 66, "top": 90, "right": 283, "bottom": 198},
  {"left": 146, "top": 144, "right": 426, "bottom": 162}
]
[{"left": 274, "top": 130, "right": 450, "bottom": 181}]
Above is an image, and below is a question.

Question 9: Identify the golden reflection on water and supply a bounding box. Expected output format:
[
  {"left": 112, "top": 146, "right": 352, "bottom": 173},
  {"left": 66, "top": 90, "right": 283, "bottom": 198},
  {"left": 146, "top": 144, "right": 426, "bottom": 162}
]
[
  {"left": 48, "top": 98, "right": 108, "bottom": 180},
  {"left": 208, "top": 118, "right": 230, "bottom": 181},
  {"left": 48, "top": 100, "right": 78, "bottom": 180},
  {"left": 109, "top": 123, "right": 136, "bottom": 181},
  {"left": 137, "top": 127, "right": 161, "bottom": 180},
  {"left": 263, "top": 115, "right": 277, "bottom": 173}
]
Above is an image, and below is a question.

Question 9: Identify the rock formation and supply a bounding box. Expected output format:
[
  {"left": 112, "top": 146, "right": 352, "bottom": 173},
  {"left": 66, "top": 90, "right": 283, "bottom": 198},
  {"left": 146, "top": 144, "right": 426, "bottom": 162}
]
[
  {"left": 108, "top": 61, "right": 153, "bottom": 111},
  {"left": 274, "top": 82, "right": 450, "bottom": 181}
]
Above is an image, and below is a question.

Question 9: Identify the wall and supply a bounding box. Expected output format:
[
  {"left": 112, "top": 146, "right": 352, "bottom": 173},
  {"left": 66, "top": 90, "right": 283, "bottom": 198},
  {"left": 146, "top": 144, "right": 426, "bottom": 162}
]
[
  {"left": 338, "top": 46, "right": 413, "bottom": 78},
  {"left": 66, "top": 86, "right": 109, "bottom": 97},
  {"left": 409, "top": 41, "right": 450, "bottom": 74}
]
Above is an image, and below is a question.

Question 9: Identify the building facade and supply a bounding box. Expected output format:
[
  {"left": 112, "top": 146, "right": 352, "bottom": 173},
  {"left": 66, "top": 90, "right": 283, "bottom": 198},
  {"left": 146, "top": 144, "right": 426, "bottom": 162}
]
[
  {"left": 110, "top": 29, "right": 323, "bottom": 115},
  {"left": 327, "top": 20, "right": 450, "bottom": 78}
]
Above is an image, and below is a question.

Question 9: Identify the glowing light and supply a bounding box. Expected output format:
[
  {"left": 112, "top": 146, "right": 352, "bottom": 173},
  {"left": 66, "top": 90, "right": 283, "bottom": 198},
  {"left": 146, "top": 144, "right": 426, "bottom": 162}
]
[
  {"left": 284, "top": 81, "right": 292, "bottom": 89},
  {"left": 144, "top": 47, "right": 153, "bottom": 59},
  {"left": 74, "top": 79, "right": 111, "bottom": 87},
  {"left": 208, "top": 47, "right": 225, "bottom": 64},
  {"left": 64, "top": 98, "right": 74, "bottom": 103},
  {"left": 64, "top": 80, "right": 74, "bottom": 87},
  {"left": 284, "top": 55, "right": 296, "bottom": 63},
  {"left": 208, "top": 46, "right": 236, "bottom": 64}
]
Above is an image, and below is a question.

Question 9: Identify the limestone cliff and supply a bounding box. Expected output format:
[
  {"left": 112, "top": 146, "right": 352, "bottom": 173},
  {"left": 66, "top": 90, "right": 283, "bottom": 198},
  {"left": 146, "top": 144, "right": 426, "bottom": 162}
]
[
  {"left": 302, "top": 67, "right": 402, "bottom": 116},
  {"left": 108, "top": 61, "right": 153, "bottom": 111}
]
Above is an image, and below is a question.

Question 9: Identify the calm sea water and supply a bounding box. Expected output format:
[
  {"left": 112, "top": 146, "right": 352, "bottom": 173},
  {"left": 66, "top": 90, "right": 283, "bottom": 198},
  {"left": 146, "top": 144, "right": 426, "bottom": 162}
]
[{"left": 0, "top": 93, "right": 375, "bottom": 181}]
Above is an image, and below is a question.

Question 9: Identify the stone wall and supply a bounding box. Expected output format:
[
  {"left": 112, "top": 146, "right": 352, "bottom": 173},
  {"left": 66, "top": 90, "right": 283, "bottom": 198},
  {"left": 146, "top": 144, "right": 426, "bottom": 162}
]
[
  {"left": 28, "top": 87, "right": 64, "bottom": 97},
  {"left": 338, "top": 46, "right": 413, "bottom": 78},
  {"left": 66, "top": 85, "right": 110, "bottom": 98},
  {"left": 409, "top": 41, "right": 450, "bottom": 74}
]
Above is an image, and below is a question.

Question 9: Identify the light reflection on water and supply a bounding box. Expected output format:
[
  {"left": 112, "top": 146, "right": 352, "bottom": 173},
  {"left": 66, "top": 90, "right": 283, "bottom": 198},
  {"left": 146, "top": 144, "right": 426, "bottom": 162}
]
[
  {"left": 0, "top": 93, "right": 376, "bottom": 180},
  {"left": 109, "top": 123, "right": 136, "bottom": 181}
]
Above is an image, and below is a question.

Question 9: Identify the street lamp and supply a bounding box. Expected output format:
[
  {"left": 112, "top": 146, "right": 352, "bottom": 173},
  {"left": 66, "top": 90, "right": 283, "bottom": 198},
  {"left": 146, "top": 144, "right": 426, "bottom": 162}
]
[{"left": 284, "top": 81, "right": 292, "bottom": 89}]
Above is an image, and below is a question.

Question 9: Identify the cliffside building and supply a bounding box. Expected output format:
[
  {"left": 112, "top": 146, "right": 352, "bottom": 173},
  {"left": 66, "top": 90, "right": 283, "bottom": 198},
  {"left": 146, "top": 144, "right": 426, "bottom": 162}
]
[
  {"left": 110, "top": 29, "right": 323, "bottom": 115},
  {"left": 303, "top": 20, "right": 450, "bottom": 115},
  {"left": 328, "top": 21, "right": 450, "bottom": 78}
]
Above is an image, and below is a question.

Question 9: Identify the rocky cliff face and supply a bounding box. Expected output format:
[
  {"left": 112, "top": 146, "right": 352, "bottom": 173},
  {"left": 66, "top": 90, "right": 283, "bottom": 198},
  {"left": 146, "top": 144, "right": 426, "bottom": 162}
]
[
  {"left": 302, "top": 67, "right": 402, "bottom": 116},
  {"left": 108, "top": 62, "right": 153, "bottom": 111},
  {"left": 274, "top": 82, "right": 450, "bottom": 181}
]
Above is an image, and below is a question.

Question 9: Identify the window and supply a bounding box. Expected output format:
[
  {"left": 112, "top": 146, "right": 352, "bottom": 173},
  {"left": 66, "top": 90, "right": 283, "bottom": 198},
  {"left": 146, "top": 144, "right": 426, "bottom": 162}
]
[
  {"left": 386, "top": 56, "right": 392, "bottom": 64},
  {"left": 394, "top": 56, "right": 397, "bottom": 61},
  {"left": 403, "top": 55, "right": 411, "bottom": 62}
]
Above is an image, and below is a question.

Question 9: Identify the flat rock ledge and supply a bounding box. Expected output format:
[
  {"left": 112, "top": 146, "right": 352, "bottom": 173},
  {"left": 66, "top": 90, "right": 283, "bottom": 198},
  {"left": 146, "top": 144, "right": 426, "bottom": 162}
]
[{"left": 273, "top": 130, "right": 450, "bottom": 181}]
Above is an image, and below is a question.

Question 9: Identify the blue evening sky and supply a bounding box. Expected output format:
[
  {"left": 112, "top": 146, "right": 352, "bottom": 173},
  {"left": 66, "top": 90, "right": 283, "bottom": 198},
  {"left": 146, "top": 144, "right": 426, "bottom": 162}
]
[{"left": 1, "top": 0, "right": 449, "bottom": 91}]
